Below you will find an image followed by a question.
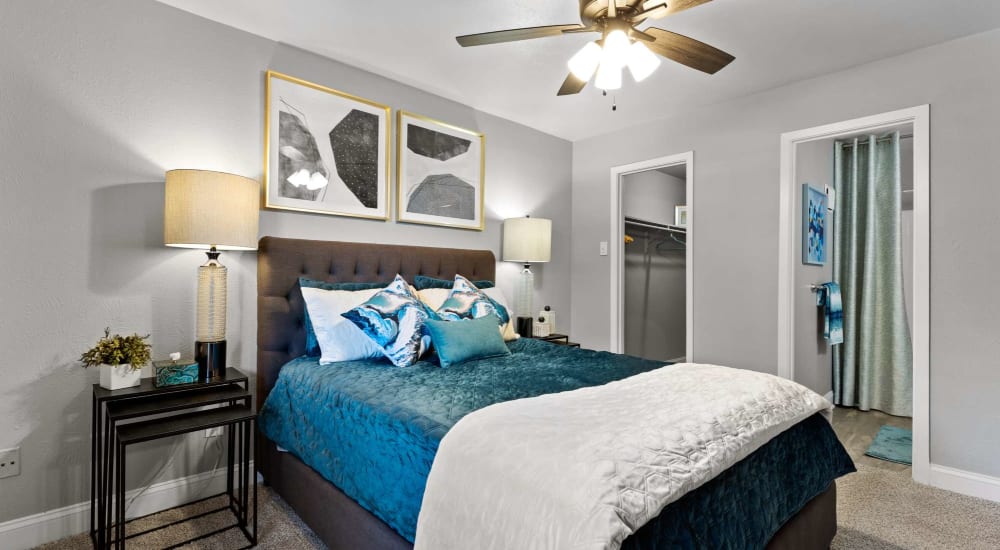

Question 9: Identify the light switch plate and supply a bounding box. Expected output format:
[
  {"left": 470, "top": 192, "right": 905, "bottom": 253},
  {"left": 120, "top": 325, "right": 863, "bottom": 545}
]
[{"left": 599, "top": 241, "right": 608, "bottom": 256}]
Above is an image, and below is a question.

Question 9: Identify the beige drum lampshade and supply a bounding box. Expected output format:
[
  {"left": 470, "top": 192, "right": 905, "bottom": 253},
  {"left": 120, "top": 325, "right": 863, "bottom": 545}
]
[
  {"left": 164, "top": 169, "right": 260, "bottom": 250},
  {"left": 502, "top": 216, "right": 552, "bottom": 263}
]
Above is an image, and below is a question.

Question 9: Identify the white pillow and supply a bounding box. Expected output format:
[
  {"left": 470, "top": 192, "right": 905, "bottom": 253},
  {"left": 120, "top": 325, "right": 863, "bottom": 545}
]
[
  {"left": 416, "top": 288, "right": 450, "bottom": 311},
  {"left": 482, "top": 287, "right": 520, "bottom": 342},
  {"left": 301, "top": 287, "right": 384, "bottom": 364}
]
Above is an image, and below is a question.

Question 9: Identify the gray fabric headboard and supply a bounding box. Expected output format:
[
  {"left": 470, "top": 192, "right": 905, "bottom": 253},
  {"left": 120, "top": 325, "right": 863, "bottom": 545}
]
[{"left": 256, "top": 236, "right": 496, "bottom": 409}]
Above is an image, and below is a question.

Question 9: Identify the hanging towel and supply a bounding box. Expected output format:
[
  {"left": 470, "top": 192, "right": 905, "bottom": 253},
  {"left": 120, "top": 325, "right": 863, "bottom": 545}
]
[{"left": 817, "top": 282, "right": 844, "bottom": 345}]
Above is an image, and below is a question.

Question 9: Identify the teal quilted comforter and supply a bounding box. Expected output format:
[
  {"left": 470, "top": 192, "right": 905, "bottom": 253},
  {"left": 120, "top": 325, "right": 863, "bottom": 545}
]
[{"left": 258, "top": 338, "right": 854, "bottom": 546}]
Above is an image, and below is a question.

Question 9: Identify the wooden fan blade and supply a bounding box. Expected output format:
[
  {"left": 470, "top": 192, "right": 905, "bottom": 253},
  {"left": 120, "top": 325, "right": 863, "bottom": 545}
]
[
  {"left": 457, "top": 24, "right": 585, "bottom": 47},
  {"left": 644, "top": 27, "right": 735, "bottom": 74},
  {"left": 557, "top": 73, "right": 587, "bottom": 96}
]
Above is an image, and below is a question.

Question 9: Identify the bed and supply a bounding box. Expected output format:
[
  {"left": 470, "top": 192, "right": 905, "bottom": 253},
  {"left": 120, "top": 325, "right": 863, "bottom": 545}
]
[{"left": 256, "top": 236, "right": 854, "bottom": 549}]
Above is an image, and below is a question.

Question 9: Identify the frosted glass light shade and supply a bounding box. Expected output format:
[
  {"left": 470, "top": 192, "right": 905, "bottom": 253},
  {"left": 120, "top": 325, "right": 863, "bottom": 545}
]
[
  {"left": 164, "top": 169, "right": 260, "bottom": 251},
  {"left": 602, "top": 29, "right": 631, "bottom": 68},
  {"left": 197, "top": 257, "right": 227, "bottom": 342},
  {"left": 627, "top": 41, "right": 661, "bottom": 82},
  {"left": 595, "top": 61, "right": 622, "bottom": 90},
  {"left": 568, "top": 42, "right": 602, "bottom": 81},
  {"left": 502, "top": 217, "right": 552, "bottom": 263}
]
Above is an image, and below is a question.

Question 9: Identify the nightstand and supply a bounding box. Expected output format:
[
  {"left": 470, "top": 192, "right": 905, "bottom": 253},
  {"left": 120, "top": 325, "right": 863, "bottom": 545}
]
[
  {"left": 91, "top": 368, "right": 256, "bottom": 549},
  {"left": 528, "top": 333, "right": 581, "bottom": 348}
]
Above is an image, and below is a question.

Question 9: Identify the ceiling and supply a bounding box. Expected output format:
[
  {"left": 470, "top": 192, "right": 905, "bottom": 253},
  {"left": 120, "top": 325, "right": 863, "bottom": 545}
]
[{"left": 155, "top": 0, "right": 1000, "bottom": 141}]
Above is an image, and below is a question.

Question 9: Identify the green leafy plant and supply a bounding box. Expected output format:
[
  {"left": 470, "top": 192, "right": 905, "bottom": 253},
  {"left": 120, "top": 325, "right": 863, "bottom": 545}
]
[{"left": 79, "top": 328, "right": 152, "bottom": 370}]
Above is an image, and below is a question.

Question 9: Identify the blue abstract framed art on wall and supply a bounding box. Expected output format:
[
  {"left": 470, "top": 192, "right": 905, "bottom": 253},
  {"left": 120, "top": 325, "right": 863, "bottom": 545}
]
[{"left": 802, "top": 184, "right": 827, "bottom": 265}]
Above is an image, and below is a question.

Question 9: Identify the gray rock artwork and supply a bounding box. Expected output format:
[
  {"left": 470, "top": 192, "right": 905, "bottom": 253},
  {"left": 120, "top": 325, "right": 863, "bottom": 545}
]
[
  {"left": 330, "top": 109, "right": 379, "bottom": 208},
  {"left": 406, "top": 174, "right": 475, "bottom": 220},
  {"left": 278, "top": 110, "right": 327, "bottom": 201},
  {"left": 407, "top": 125, "right": 471, "bottom": 161}
]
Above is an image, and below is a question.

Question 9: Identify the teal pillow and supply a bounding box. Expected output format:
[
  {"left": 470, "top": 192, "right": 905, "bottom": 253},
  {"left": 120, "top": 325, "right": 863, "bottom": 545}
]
[
  {"left": 300, "top": 277, "right": 388, "bottom": 357},
  {"left": 425, "top": 316, "right": 511, "bottom": 368},
  {"left": 437, "top": 275, "right": 511, "bottom": 325},
  {"left": 341, "top": 275, "right": 432, "bottom": 367},
  {"left": 414, "top": 275, "right": 494, "bottom": 290}
]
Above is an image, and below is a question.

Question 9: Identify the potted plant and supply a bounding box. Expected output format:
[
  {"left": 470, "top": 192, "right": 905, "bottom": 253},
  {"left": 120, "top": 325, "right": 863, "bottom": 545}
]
[{"left": 80, "top": 328, "right": 152, "bottom": 390}]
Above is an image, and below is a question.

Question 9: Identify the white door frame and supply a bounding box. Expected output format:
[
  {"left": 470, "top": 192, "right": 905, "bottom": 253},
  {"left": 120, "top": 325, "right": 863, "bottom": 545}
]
[
  {"left": 777, "top": 105, "right": 930, "bottom": 483},
  {"left": 609, "top": 152, "right": 694, "bottom": 360}
]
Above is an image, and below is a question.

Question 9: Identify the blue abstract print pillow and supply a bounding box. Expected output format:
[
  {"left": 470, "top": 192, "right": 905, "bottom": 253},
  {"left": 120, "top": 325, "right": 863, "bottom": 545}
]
[
  {"left": 341, "top": 275, "right": 432, "bottom": 367},
  {"left": 436, "top": 275, "right": 511, "bottom": 326}
]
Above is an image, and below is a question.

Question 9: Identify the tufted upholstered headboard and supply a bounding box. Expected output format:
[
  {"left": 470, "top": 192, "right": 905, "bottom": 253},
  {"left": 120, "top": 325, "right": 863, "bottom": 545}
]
[{"left": 256, "top": 236, "right": 496, "bottom": 409}]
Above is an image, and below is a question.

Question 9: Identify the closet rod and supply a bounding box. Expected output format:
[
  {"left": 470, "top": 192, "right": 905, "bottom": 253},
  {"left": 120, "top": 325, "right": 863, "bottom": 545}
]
[
  {"left": 838, "top": 133, "right": 913, "bottom": 147},
  {"left": 624, "top": 217, "right": 687, "bottom": 235}
]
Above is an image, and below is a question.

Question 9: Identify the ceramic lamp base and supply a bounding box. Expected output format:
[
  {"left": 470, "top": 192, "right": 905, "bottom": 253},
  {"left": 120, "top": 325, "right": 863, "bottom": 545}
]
[{"left": 195, "top": 340, "right": 226, "bottom": 381}]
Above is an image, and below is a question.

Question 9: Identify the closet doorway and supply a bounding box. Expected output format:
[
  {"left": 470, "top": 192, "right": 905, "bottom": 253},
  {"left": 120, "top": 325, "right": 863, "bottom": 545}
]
[{"left": 609, "top": 152, "right": 693, "bottom": 361}]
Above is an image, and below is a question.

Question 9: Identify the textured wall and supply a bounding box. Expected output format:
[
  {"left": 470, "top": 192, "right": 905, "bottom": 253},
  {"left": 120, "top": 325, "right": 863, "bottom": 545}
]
[
  {"left": 571, "top": 29, "right": 1000, "bottom": 477},
  {"left": 0, "top": 0, "right": 571, "bottom": 523},
  {"left": 793, "top": 139, "right": 835, "bottom": 396}
]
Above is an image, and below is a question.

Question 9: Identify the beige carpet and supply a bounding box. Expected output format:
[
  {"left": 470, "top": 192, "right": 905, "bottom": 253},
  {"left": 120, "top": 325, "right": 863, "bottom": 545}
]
[
  {"left": 39, "top": 408, "right": 1000, "bottom": 549},
  {"left": 830, "top": 407, "right": 1000, "bottom": 550}
]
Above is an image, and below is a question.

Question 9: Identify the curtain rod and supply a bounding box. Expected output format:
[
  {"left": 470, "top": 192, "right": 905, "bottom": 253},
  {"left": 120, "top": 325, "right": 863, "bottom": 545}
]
[{"left": 838, "top": 133, "right": 913, "bottom": 147}]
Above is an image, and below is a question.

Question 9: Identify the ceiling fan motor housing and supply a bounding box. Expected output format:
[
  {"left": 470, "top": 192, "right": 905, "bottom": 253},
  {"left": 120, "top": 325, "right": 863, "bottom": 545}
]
[{"left": 580, "top": 0, "right": 644, "bottom": 26}]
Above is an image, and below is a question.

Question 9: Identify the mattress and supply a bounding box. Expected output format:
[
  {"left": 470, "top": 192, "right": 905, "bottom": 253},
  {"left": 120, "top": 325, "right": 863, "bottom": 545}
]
[{"left": 258, "top": 338, "right": 854, "bottom": 545}]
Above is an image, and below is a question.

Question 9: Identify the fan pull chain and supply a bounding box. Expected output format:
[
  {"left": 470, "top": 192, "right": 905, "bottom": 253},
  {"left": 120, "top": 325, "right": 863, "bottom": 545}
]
[{"left": 601, "top": 90, "right": 617, "bottom": 111}]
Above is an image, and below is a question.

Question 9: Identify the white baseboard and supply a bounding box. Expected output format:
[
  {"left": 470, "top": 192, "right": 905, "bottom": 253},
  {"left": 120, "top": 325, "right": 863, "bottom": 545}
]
[
  {"left": 928, "top": 463, "right": 1000, "bottom": 503},
  {"left": 0, "top": 462, "right": 252, "bottom": 550}
]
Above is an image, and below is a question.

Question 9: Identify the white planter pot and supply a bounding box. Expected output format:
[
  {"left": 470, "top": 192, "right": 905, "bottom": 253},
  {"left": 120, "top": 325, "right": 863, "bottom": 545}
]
[{"left": 99, "top": 364, "right": 141, "bottom": 390}]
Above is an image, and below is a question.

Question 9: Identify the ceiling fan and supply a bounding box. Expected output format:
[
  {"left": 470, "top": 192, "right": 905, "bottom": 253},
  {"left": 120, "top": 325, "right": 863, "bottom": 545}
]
[{"left": 456, "top": 0, "right": 734, "bottom": 96}]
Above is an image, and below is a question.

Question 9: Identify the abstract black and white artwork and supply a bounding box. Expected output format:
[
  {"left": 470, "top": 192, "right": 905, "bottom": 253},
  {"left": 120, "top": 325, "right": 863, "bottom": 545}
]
[
  {"left": 397, "top": 111, "right": 484, "bottom": 230},
  {"left": 265, "top": 71, "right": 390, "bottom": 219}
]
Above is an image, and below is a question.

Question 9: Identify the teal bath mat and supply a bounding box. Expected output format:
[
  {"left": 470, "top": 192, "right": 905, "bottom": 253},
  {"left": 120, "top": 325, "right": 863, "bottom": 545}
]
[{"left": 865, "top": 425, "right": 912, "bottom": 465}]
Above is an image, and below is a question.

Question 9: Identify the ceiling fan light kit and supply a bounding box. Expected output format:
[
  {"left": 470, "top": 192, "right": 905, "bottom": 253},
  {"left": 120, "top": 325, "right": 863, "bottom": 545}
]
[{"left": 456, "top": 0, "right": 734, "bottom": 96}]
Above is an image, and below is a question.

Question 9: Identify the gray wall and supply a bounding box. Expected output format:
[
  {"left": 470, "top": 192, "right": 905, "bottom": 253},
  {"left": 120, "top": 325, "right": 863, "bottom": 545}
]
[
  {"left": 571, "top": 28, "right": 1000, "bottom": 477},
  {"left": 0, "top": 0, "right": 571, "bottom": 523},
  {"left": 622, "top": 171, "right": 687, "bottom": 361},
  {"left": 793, "top": 139, "right": 834, "bottom": 396}
]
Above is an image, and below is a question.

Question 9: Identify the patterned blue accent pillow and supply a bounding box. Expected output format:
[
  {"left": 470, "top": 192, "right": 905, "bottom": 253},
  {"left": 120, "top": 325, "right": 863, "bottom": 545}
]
[
  {"left": 437, "top": 275, "right": 511, "bottom": 326},
  {"left": 341, "top": 275, "right": 433, "bottom": 367},
  {"left": 413, "top": 275, "right": 495, "bottom": 291},
  {"left": 300, "top": 278, "right": 389, "bottom": 357}
]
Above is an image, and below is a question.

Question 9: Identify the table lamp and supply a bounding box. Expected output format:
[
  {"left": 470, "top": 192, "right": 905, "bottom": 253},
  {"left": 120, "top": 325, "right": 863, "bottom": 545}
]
[
  {"left": 164, "top": 169, "right": 259, "bottom": 380},
  {"left": 502, "top": 216, "right": 552, "bottom": 326}
]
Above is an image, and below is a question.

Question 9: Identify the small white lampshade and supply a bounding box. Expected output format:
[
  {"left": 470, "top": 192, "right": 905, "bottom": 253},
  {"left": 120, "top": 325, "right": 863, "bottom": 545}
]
[
  {"left": 164, "top": 169, "right": 260, "bottom": 250},
  {"left": 627, "top": 41, "right": 661, "bottom": 82},
  {"left": 502, "top": 217, "right": 552, "bottom": 263},
  {"left": 568, "top": 42, "right": 602, "bottom": 82}
]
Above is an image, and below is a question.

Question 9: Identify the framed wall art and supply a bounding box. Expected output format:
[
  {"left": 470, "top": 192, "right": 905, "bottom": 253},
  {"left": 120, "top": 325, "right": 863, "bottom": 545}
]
[
  {"left": 264, "top": 70, "right": 390, "bottom": 220},
  {"left": 396, "top": 111, "right": 485, "bottom": 230},
  {"left": 802, "top": 183, "right": 827, "bottom": 265}
]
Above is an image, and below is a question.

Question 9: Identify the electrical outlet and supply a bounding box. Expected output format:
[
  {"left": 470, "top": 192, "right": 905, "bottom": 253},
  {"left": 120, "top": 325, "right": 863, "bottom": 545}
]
[
  {"left": 204, "top": 427, "right": 223, "bottom": 438},
  {"left": 0, "top": 447, "right": 20, "bottom": 479}
]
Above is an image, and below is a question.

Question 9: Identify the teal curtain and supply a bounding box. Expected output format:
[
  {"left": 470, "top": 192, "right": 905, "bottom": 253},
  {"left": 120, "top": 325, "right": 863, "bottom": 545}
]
[{"left": 832, "top": 132, "right": 912, "bottom": 416}]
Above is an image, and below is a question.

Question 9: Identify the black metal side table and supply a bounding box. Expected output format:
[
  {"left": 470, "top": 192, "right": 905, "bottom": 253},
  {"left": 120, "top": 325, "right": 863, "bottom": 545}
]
[
  {"left": 90, "top": 368, "right": 257, "bottom": 549},
  {"left": 528, "top": 333, "right": 581, "bottom": 348}
]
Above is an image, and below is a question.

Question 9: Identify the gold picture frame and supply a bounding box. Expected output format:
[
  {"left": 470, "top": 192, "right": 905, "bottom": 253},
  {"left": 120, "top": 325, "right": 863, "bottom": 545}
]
[
  {"left": 396, "top": 110, "right": 485, "bottom": 231},
  {"left": 264, "top": 70, "right": 391, "bottom": 220}
]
